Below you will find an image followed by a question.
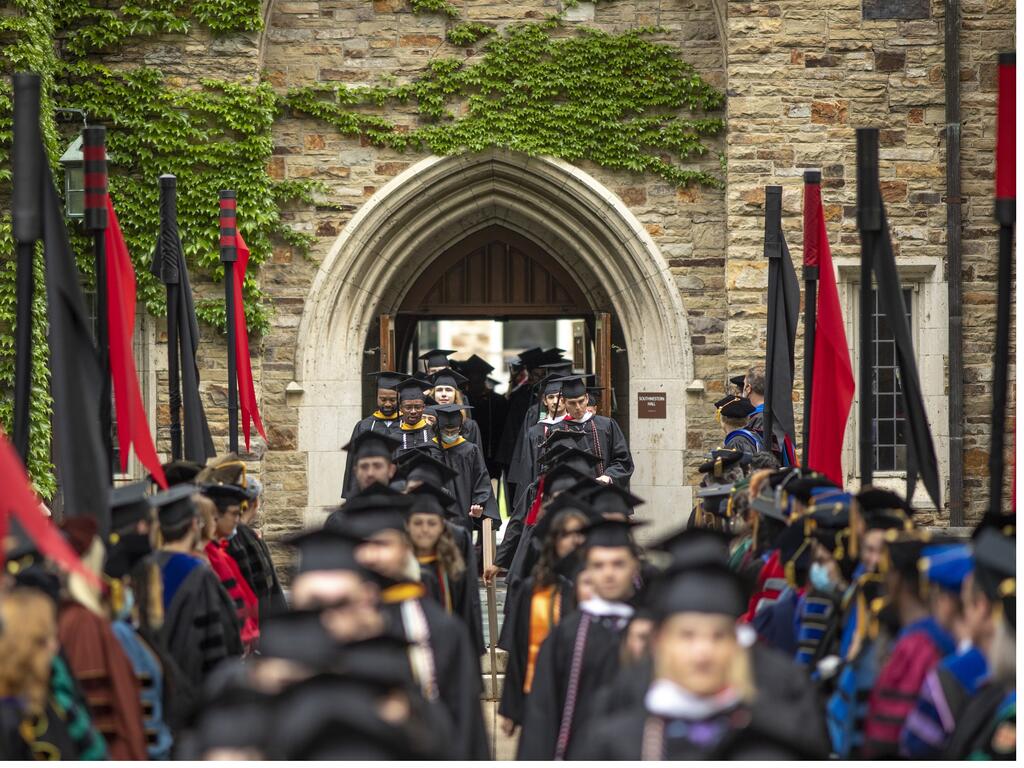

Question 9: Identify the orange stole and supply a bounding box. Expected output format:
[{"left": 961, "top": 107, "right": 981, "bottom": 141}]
[{"left": 524, "top": 584, "right": 561, "bottom": 694}]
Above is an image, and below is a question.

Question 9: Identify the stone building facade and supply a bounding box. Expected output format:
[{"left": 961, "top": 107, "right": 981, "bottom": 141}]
[{"left": 107, "top": 0, "right": 1011, "bottom": 544}]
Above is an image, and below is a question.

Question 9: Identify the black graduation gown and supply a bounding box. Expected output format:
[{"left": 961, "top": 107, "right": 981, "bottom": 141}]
[
  {"left": 151, "top": 551, "right": 243, "bottom": 691},
  {"left": 469, "top": 389, "right": 509, "bottom": 476},
  {"left": 495, "top": 472, "right": 539, "bottom": 572},
  {"left": 227, "top": 523, "right": 288, "bottom": 622},
  {"left": 418, "top": 522, "right": 485, "bottom": 658},
  {"left": 575, "top": 700, "right": 824, "bottom": 760},
  {"left": 341, "top": 413, "right": 401, "bottom": 498},
  {"left": 507, "top": 418, "right": 563, "bottom": 494},
  {"left": 436, "top": 438, "right": 496, "bottom": 528},
  {"left": 944, "top": 681, "right": 1015, "bottom": 759},
  {"left": 562, "top": 413, "right": 634, "bottom": 484},
  {"left": 497, "top": 575, "right": 576, "bottom": 725},
  {"left": 496, "top": 384, "right": 532, "bottom": 472},
  {"left": 382, "top": 594, "right": 490, "bottom": 760},
  {"left": 394, "top": 422, "right": 434, "bottom": 458},
  {"left": 517, "top": 607, "right": 628, "bottom": 760}
]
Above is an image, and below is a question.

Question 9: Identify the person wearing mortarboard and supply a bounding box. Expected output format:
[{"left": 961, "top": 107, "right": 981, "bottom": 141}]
[
  {"left": 517, "top": 518, "right": 643, "bottom": 760},
  {"left": 403, "top": 481, "right": 485, "bottom": 659},
  {"left": 504, "top": 370, "right": 569, "bottom": 502},
  {"left": 55, "top": 516, "right": 149, "bottom": 760},
  {"left": 825, "top": 486, "right": 917, "bottom": 759},
  {"left": 458, "top": 354, "right": 509, "bottom": 478},
  {"left": 714, "top": 394, "right": 764, "bottom": 457},
  {"left": 899, "top": 543, "right": 985, "bottom": 758},
  {"left": 197, "top": 485, "right": 261, "bottom": 651},
  {"left": 574, "top": 558, "right": 830, "bottom": 760},
  {"left": 497, "top": 494, "right": 592, "bottom": 738},
  {"left": 340, "top": 371, "right": 405, "bottom": 499},
  {"left": 104, "top": 482, "right": 175, "bottom": 759},
  {"left": 341, "top": 429, "right": 401, "bottom": 500},
  {"left": 429, "top": 403, "right": 498, "bottom": 534},
  {"left": 147, "top": 485, "right": 244, "bottom": 693},
  {"left": 860, "top": 530, "right": 958, "bottom": 758},
  {"left": 328, "top": 483, "right": 490, "bottom": 759},
  {"left": 943, "top": 523, "right": 1015, "bottom": 760},
  {"left": 392, "top": 377, "right": 435, "bottom": 458},
  {"left": 417, "top": 348, "right": 456, "bottom": 377},
  {"left": 495, "top": 347, "right": 548, "bottom": 495},
  {"left": 226, "top": 475, "right": 289, "bottom": 623},
  {"left": 554, "top": 373, "right": 635, "bottom": 489},
  {"left": 426, "top": 366, "right": 483, "bottom": 446}
]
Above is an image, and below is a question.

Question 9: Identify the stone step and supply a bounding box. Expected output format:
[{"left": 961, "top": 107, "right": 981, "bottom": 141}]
[{"left": 480, "top": 647, "right": 509, "bottom": 674}]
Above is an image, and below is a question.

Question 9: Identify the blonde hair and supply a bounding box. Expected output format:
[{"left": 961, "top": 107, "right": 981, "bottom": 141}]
[
  {"left": 194, "top": 494, "right": 218, "bottom": 547},
  {"left": 0, "top": 588, "right": 58, "bottom": 715}
]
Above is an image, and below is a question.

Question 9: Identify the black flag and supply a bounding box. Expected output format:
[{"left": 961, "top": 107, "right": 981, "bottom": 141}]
[
  {"left": 857, "top": 129, "right": 941, "bottom": 509},
  {"left": 763, "top": 186, "right": 800, "bottom": 465},
  {"left": 13, "top": 73, "right": 110, "bottom": 532},
  {"left": 150, "top": 174, "right": 214, "bottom": 463}
]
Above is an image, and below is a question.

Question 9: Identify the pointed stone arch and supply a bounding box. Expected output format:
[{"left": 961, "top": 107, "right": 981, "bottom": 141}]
[{"left": 292, "top": 149, "right": 695, "bottom": 535}]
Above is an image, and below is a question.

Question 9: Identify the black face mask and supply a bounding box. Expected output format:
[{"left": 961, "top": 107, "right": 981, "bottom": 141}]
[{"left": 104, "top": 532, "right": 153, "bottom": 580}]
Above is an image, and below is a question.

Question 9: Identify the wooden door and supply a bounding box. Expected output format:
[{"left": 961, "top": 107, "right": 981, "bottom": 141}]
[
  {"left": 379, "top": 313, "right": 396, "bottom": 372},
  {"left": 594, "top": 312, "right": 612, "bottom": 417}
]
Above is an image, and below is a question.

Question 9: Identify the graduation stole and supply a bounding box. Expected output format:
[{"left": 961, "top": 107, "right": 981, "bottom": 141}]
[
  {"left": 417, "top": 555, "right": 453, "bottom": 614},
  {"left": 381, "top": 582, "right": 427, "bottom": 603},
  {"left": 524, "top": 584, "right": 561, "bottom": 694},
  {"left": 401, "top": 419, "right": 429, "bottom": 431},
  {"left": 525, "top": 475, "right": 547, "bottom": 526},
  {"left": 372, "top": 410, "right": 397, "bottom": 421},
  {"left": 555, "top": 612, "right": 593, "bottom": 760}
]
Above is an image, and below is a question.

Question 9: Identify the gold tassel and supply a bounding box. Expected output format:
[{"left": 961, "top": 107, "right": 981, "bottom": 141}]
[
  {"left": 109, "top": 577, "right": 125, "bottom": 616},
  {"left": 147, "top": 562, "right": 164, "bottom": 631}
]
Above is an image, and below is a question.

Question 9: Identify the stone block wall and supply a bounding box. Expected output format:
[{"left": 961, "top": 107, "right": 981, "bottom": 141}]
[{"left": 725, "top": 0, "right": 1013, "bottom": 522}]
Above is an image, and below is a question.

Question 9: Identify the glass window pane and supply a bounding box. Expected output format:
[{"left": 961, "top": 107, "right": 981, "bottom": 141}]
[{"left": 864, "top": 286, "right": 914, "bottom": 474}]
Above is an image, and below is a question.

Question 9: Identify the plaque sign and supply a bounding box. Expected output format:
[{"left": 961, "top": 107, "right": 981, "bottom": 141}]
[{"left": 637, "top": 392, "right": 667, "bottom": 419}]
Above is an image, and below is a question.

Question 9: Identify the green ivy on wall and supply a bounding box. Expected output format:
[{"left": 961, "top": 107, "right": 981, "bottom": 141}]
[
  {"left": 0, "top": 0, "right": 307, "bottom": 495},
  {"left": 281, "top": 19, "right": 725, "bottom": 188}
]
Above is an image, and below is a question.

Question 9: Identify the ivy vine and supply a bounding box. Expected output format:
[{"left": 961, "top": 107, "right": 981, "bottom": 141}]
[
  {"left": 281, "top": 19, "right": 725, "bottom": 188},
  {"left": 446, "top": 21, "right": 495, "bottom": 46},
  {"left": 0, "top": 0, "right": 308, "bottom": 495}
]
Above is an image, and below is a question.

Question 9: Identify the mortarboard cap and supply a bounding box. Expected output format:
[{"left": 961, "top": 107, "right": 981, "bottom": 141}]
[
  {"left": 196, "top": 453, "right": 247, "bottom": 487},
  {"left": 285, "top": 527, "right": 366, "bottom": 575},
  {"left": 698, "top": 448, "right": 748, "bottom": 479},
  {"left": 368, "top": 370, "right": 405, "bottom": 391},
  {"left": 405, "top": 481, "right": 457, "bottom": 518},
  {"left": 972, "top": 526, "right": 1015, "bottom": 627},
  {"left": 583, "top": 517, "right": 645, "bottom": 549},
  {"left": 587, "top": 484, "right": 644, "bottom": 517},
  {"left": 553, "top": 374, "right": 593, "bottom": 399},
  {"left": 395, "top": 447, "right": 458, "bottom": 486},
  {"left": 730, "top": 373, "right": 747, "bottom": 390},
  {"left": 919, "top": 544, "right": 974, "bottom": 594},
  {"left": 652, "top": 562, "right": 747, "bottom": 621},
  {"left": 158, "top": 459, "right": 203, "bottom": 487},
  {"left": 457, "top": 354, "right": 494, "bottom": 376},
  {"left": 202, "top": 483, "right": 249, "bottom": 511},
  {"left": 429, "top": 367, "right": 468, "bottom": 390},
  {"left": 110, "top": 481, "right": 153, "bottom": 533},
  {"left": 696, "top": 482, "right": 736, "bottom": 518},
  {"left": 856, "top": 486, "right": 912, "bottom": 515},
  {"left": 194, "top": 686, "right": 275, "bottom": 757},
  {"left": 342, "top": 430, "right": 400, "bottom": 460},
  {"left": 260, "top": 609, "right": 339, "bottom": 668},
  {"left": 544, "top": 463, "right": 595, "bottom": 494},
  {"left": 333, "top": 632, "right": 417, "bottom": 689},
  {"left": 715, "top": 395, "right": 756, "bottom": 421},
  {"left": 417, "top": 349, "right": 456, "bottom": 368},
  {"left": 541, "top": 374, "right": 565, "bottom": 396},
  {"left": 651, "top": 526, "right": 732, "bottom": 569},
  {"left": 515, "top": 347, "right": 545, "bottom": 369},
  {"left": 433, "top": 402, "right": 472, "bottom": 428},
  {"left": 327, "top": 483, "right": 414, "bottom": 538},
  {"left": 545, "top": 446, "right": 601, "bottom": 478},
  {"left": 396, "top": 377, "right": 431, "bottom": 402},
  {"left": 151, "top": 484, "right": 199, "bottom": 528},
  {"left": 882, "top": 529, "right": 933, "bottom": 580}
]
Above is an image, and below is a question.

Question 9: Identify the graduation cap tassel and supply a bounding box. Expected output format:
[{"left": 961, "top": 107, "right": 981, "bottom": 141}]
[
  {"left": 220, "top": 190, "right": 240, "bottom": 454},
  {"left": 83, "top": 125, "right": 113, "bottom": 479},
  {"left": 988, "top": 52, "right": 1015, "bottom": 519},
  {"left": 801, "top": 171, "right": 821, "bottom": 471},
  {"left": 855, "top": 129, "right": 881, "bottom": 488},
  {"left": 11, "top": 73, "right": 42, "bottom": 465}
]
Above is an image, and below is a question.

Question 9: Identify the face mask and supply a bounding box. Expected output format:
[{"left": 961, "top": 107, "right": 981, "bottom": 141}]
[
  {"left": 809, "top": 561, "right": 836, "bottom": 593},
  {"left": 440, "top": 433, "right": 460, "bottom": 445}
]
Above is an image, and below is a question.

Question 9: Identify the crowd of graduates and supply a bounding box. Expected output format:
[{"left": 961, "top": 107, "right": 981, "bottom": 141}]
[{"left": 0, "top": 344, "right": 1016, "bottom": 761}]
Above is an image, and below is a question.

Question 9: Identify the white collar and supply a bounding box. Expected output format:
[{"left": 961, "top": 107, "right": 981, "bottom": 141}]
[
  {"left": 565, "top": 410, "right": 594, "bottom": 425},
  {"left": 644, "top": 678, "right": 741, "bottom": 720},
  {"left": 539, "top": 413, "right": 566, "bottom": 425},
  {"left": 580, "top": 596, "right": 635, "bottom": 619}
]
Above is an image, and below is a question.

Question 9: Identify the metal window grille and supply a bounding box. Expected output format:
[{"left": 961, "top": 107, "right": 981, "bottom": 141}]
[{"left": 869, "top": 287, "right": 913, "bottom": 472}]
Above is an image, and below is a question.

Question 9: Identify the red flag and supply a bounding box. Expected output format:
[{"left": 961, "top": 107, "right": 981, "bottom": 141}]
[
  {"left": 105, "top": 196, "right": 168, "bottom": 489},
  {"left": 233, "top": 233, "right": 267, "bottom": 451},
  {"left": 806, "top": 182, "right": 855, "bottom": 486},
  {"left": 0, "top": 430, "right": 101, "bottom": 588}
]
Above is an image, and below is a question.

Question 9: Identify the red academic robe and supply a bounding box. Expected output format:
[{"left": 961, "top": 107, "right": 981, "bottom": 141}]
[{"left": 57, "top": 602, "right": 148, "bottom": 760}]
